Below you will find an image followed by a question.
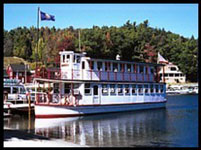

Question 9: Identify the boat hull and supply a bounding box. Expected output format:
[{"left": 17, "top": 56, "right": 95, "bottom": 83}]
[{"left": 34, "top": 101, "right": 166, "bottom": 118}]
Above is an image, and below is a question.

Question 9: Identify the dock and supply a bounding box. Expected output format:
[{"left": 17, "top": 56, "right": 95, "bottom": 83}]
[{"left": 4, "top": 103, "right": 35, "bottom": 117}]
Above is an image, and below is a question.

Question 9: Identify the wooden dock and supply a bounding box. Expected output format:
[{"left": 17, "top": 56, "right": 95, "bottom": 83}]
[{"left": 4, "top": 103, "right": 35, "bottom": 116}]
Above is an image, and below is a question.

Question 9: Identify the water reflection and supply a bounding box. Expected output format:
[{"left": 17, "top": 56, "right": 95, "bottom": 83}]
[
  {"left": 4, "top": 95, "right": 198, "bottom": 147},
  {"left": 4, "top": 114, "right": 35, "bottom": 131},
  {"left": 34, "top": 109, "right": 167, "bottom": 147}
]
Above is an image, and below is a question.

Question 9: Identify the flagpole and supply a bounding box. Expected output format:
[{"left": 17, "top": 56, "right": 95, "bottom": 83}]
[{"left": 36, "top": 7, "right": 40, "bottom": 69}]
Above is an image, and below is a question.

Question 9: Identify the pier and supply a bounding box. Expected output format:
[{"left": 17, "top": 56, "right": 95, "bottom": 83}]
[{"left": 4, "top": 102, "right": 34, "bottom": 117}]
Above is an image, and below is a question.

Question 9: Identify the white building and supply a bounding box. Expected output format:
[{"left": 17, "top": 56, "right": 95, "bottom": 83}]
[{"left": 158, "top": 53, "right": 186, "bottom": 84}]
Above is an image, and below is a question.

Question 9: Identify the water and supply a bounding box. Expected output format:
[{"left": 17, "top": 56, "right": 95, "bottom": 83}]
[{"left": 4, "top": 94, "right": 198, "bottom": 147}]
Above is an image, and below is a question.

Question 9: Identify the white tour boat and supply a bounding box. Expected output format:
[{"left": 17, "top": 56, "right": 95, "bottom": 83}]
[{"left": 34, "top": 50, "right": 166, "bottom": 118}]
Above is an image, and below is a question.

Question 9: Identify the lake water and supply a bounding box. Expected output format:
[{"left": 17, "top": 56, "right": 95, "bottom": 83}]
[{"left": 4, "top": 94, "right": 198, "bottom": 147}]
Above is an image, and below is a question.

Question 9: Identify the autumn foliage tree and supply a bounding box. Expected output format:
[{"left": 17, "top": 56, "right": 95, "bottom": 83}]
[{"left": 3, "top": 20, "right": 198, "bottom": 82}]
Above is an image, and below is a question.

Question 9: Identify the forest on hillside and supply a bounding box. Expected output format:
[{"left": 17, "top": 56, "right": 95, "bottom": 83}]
[{"left": 3, "top": 20, "right": 198, "bottom": 82}]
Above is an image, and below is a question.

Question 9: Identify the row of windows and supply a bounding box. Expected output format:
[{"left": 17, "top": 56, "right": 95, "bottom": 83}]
[
  {"left": 4, "top": 86, "right": 26, "bottom": 94},
  {"left": 84, "top": 84, "right": 164, "bottom": 95},
  {"left": 163, "top": 73, "right": 184, "bottom": 77},
  {"left": 87, "top": 61, "right": 155, "bottom": 74},
  {"left": 62, "top": 54, "right": 81, "bottom": 63}
]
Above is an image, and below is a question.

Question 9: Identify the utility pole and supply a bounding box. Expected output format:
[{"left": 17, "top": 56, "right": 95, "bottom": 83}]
[{"left": 79, "top": 29, "right": 81, "bottom": 51}]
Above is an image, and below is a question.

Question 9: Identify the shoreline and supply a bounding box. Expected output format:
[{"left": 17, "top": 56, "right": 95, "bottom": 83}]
[{"left": 4, "top": 128, "right": 88, "bottom": 147}]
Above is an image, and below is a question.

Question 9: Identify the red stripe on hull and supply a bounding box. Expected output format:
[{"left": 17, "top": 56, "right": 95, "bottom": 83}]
[
  {"left": 35, "top": 101, "right": 166, "bottom": 107},
  {"left": 35, "top": 114, "right": 83, "bottom": 118}
]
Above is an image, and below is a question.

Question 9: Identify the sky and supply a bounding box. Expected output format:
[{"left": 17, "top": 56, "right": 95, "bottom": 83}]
[{"left": 4, "top": 4, "right": 198, "bottom": 39}]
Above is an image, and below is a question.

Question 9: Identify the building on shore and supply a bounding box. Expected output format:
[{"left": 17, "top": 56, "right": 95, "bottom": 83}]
[
  {"left": 6, "top": 64, "right": 32, "bottom": 83},
  {"left": 157, "top": 53, "right": 186, "bottom": 84}
]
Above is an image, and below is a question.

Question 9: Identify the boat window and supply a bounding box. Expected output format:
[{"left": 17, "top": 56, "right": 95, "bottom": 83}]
[
  {"left": 150, "top": 67, "right": 154, "bottom": 74},
  {"left": 139, "top": 65, "right": 144, "bottom": 74},
  {"left": 118, "top": 84, "right": 123, "bottom": 95},
  {"left": 138, "top": 85, "right": 143, "bottom": 94},
  {"left": 13, "top": 87, "right": 18, "bottom": 94},
  {"left": 77, "top": 56, "right": 81, "bottom": 63},
  {"left": 145, "top": 66, "right": 148, "bottom": 74},
  {"left": 64, "top": 83, "right": 71, "bottom": 94},
  {"left": 93, "top": 85, "right": 98, "bottom": 96},
  {"left": 119, "top": 64, "right": 122, "bottom": 72},
  {"left": 66, "top": 55, "right": 70, "bottom": 63},
  {"left": 53, "top": 83, "right": 59, "bottom": 93},
  {"left": 66, "top": 55, "right": 70, "bottom": 59},
  {"left": 124, "top": 84, "right": 130, "bottom": 95},
  {"left": 108, "top": 62, "right": 111, "bottom": 71},
  {"left": 160, "top": 85, "right": 164, "bottom": 93},
  {"left": 4, "top": 87, "right": 11, "bottom": 93},
  {"left": 63, "top": 55, "right": 65, "bottom": 63},
  {"left": 144, "top": 85, "right": 149, "bottom": 94},
  {"left": 132, "top": 84, "right": 137, "bottom": 95},
  {"left": 73, "top": 55, "right": 76, "bottom": 63},
  {"left": 110, "top": 84, "right": 116, "bottom": 95},
  {"left": 82, "top": 61, "right": 85, "bottom": 69},
  {"left": 113, "top": 63, "right": 118, "bottom": 72},
  {"left": 97, "top": 62, "right": 102, "bottom": 71},
  {"left": 120, "top": 64, "right": 124, "bottom": 72},
  {"left": 20, "top": 87, "right": 26, "bottom": 94},
  {"left": 102, "top": 84, "right": 108, "bottom": 95},
  {"left": 155, "top": 85, "right": 159, "bottom": 93},
  {"left": 84, "top": 83, "right": 91, "bottom": 95},
  {"left": 127, "top": 64, "right": 131, "bottom": 72},
  {"left": 89, "top": 61, "right": 94, "bottom": 70},
  {"left": 150, "top": 84, "right": 154, "bottom": 93},
  {"left": 133, "top": 64, "right": 138, "bottom": 73},
  {"left": 105, "top": 62, "right": 111, "bottom": 71}
]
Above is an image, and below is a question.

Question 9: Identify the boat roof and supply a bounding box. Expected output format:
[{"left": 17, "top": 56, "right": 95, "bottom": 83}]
[
  {"left": 89, "top": 58, "right": 164, "bottom": 66},
  {"left": 60, "top": 50, "right": 164, "bottom": 66}
]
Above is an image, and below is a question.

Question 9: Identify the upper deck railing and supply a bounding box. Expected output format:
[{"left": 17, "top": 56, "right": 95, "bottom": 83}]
[
  {"left": 34, "top": 51, "right": 165, "bottom": 83},
  {"left": 35, "top": 67, "right": 161, "bottom": 83}
]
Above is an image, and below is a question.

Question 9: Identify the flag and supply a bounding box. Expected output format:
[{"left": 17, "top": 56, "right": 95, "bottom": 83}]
[
  {"left": 157, "top": 52, "right": 169, "bottom": 64},
  {"left": 40, "top": 11, "right": 55, "bottom": 21}
]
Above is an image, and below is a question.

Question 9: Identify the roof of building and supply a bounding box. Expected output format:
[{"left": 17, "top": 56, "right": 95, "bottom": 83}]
[{"left": 9, "top": 64, "right": 30, "bottom": 72}]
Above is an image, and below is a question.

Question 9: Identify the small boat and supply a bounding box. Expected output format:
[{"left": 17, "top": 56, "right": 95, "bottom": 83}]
[
  {"left": 188, "top": 86, "right": 198, "bottom": 94},
  {"left": 166, "top": 87, "right": 180, "bottom": 95},
  {"left": 166, "top": 84, "right": 198, "bottom": 95}
]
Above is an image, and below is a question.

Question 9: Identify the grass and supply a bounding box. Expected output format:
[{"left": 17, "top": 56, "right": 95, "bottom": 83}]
[
  {"left": 4, "top": 57, "right": 27, "bottom": 67},
  {"left": 3, "top": 57, "right": 37, "bottom": 69}
]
